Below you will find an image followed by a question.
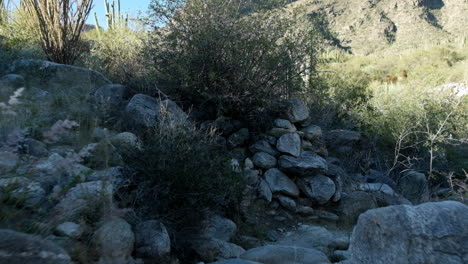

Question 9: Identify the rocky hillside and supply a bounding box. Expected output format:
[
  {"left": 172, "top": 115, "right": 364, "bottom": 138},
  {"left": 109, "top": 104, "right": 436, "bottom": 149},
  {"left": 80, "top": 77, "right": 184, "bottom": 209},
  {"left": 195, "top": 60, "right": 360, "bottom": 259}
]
[
  {"left": 288, "top": 0, "right": 468, "bottom": 54},
  {"left": 1, "top": 60, "right": 467, "bottom": 264}
]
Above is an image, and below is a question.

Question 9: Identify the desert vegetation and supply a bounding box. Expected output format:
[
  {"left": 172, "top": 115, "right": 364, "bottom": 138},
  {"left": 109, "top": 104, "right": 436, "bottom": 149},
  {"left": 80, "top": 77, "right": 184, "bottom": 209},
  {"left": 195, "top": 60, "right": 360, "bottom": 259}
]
[{"left": 0, "top": 0, "right": 467, "bottom": 263}]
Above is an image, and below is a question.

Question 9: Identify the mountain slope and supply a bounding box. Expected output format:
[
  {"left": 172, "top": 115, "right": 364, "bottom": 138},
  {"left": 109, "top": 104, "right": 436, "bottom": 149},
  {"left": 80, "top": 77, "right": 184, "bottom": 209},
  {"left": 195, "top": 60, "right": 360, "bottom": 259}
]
[{"left": 287, "top": 0, "right": 468, "bottom": 54}]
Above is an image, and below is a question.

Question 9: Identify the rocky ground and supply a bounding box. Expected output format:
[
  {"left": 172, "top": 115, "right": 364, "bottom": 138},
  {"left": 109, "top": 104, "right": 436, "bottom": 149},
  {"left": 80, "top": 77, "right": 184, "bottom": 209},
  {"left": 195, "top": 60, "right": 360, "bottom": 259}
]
[{"left": 0, "top": 60, "right": 467, "bottom": 264}]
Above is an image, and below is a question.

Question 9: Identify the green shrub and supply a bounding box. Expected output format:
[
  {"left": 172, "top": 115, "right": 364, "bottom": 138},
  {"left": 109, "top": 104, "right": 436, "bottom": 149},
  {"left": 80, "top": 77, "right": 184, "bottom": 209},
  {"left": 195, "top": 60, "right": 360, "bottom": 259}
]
[
  {"left": 148, "top": 0, "right": 317, "bottom": 118},
  {"left": 124, "top": 121, "right": 244, "bottom": 228}
]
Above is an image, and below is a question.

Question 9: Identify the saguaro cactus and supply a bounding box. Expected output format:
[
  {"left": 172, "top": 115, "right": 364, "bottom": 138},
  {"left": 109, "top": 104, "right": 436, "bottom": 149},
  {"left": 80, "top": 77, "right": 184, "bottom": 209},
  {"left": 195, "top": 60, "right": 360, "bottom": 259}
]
[{"left": 95, "top": 0, "right": 128, "bottom": 30}]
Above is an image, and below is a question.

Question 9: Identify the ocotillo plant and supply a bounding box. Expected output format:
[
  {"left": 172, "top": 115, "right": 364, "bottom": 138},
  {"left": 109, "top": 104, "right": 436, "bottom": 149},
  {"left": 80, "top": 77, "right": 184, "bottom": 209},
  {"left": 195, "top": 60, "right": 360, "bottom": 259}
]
[{"left": 95, "top": 0, "right": 128, "bottom": 31}]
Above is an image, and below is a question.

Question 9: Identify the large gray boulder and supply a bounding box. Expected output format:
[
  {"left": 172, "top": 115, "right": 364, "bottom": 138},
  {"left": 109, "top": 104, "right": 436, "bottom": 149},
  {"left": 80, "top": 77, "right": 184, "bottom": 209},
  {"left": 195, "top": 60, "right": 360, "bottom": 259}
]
[
  {"left": 135, "top": 220, "right": 171, "bottom": 259},
  {"left": 241, "top": 245, "right": 330, "bottom": 264},
  {"left": 280, "top": 99, "right": 310, "bottom": 123},
  {"left": 302, "top": 125, "right": 322, "bottom": 141},
  {"left": 0, "top": 177, "right": 46, "bottom": 207},
  {"left": 78, "top": 141, "right": 123, "bottom": 169},
  {"left": 91, "top": 84, "right": 127, "bottom": 119},
  {"left": 276, "top": 133, "right": 301, "bottom": 157},
  {"left": 93, "top": 217, "right": 135, "bottom": 264},
  {"left": 193, "top": 239, "right": 246, "bottom": 262},
  {"left": 7, "top": 60, "right": 110, "bottom": 92},
  {"left": 0, "top": 229, "right": 72, "bottom": 264},
  {"left": 125, "top": 94, "right": 188, "bottom": 129},
  {"left": 249, "top": 140, "right": 278, "bottom": 156},
  {"left": 279, "top": 151, "right": 328, "bottom": 176},
  {"left": 338, "top": 191, "right": 378, "bottom": 224},
  {"left": 346, "top": 201, "right": 468, "bottom": 264},
  {"left": 276, "top": 225, "right": 349, "bottom": 256},
  {"left": 201, "top": 215, "right": 237, "bottom": 242},
  {"left": 297, "top": 176, "right": 336, "bottom": 204},
  {"left": 397, "top": 171, "right": 429, "bottom": 204},
  {"left": 264, "top": 168, "right": 299, "bottom": 197},
  {"left": 252, "top": 152, "right": 277, "bottom": 169}
]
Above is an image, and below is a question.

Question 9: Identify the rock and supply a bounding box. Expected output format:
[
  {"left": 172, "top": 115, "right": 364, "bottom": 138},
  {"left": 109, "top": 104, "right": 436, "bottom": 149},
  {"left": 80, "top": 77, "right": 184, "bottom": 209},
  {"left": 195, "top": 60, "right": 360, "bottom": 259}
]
[
  {"left": 278, "top": 151, "right": 328, "bottom": 176},
  {"left": 110, "top": 132, "right": 142, "bottom": 154},
  {"left": 332, "top": 250, "right": 350, "bottom": 262},
  {"left": 358, "top": 183, "right": 397, "bottom": 196},
  {"left": 228, "top": 128, "right": 250, "bottom": 148},
  {"left": 258, "top": 179, "right": 272, "bottom": 202},
  {"left": 8, "top": 59, "right": 110, "bottom": 92},
  {"left": 0, "top": 151, "right": 19, "bottom": 173},
  {"left": 302, "top": 125, "right": 322, "bottom": 141},
  {"left": 249, "top": 140, "right": 278, "bottom": 156},
  {"left": 398, "top": 170, "right": 429, "bottom": 204},
  {"left": 0, "top": 177, "right": 46, "bottom": 207},
  {"left": 78, "top": 141, "right": 123, "bottom": 169},
  {"left": 338, "top": 191, "right": 377, "bottom": 224},
  {"left": 93, "top": 218, "right": 135, "bottom": 264},
  {"left": 0, "top": 74, "right": 25, "bottom": 98},
  {"left": 273, "top": 119, "right": 296, "bottom": 130},
  {"left": 209, "top": 259, "right": 262, "bottom": 264},
  {"left": 268, "top": 127, "right": 296, "bottom": 138},
  {"left": 280, "top": 99, "right": 310, "bottom": 123},
  {"left": 88, "top": 166, "right": 134, "bottom": 186},
  {"left": 243, "top": 169, "right": 260, "bottom": 185},
  {"left": 241, "top": 245, "right": 330, "bottom": 264},
  {"left": 192, "top": 239, "right": 245, "bottom": 262},
  {"left": 264, "top": 168, "right": 299, "bottom": 197},
  {"left": 276, "top": 194, "right": 296, "bottom": 212},
  {"left": 244, "top": 158, "right": 254, "bottom": 170},
  {"left": 55, "top": 181, "right": 113, "bottom": 218},
  {"left": 0, "top": 229, "right": 72, "bottom": 264},
  {"left": 296, "top": 205, "right": 315, "bottom": 216},
  {"left": 346, "top": 201, "right": 468, "bottom": 264},
  {"left": 316, "top": 210, "right": 340, "bottom": 221},
  {"left": 297, "top": 176, "right": 336, "bottom": 204},
  {"left": 125, "top": 94, "right": 188, "bottom": 129},
  {"left": 201, "top": 215, "right": 237, "bottom": 242},
  {"left": 325, "top": 164, "right": 347, "bottom": 202},
  {"left": 276, "top": 133, "right": 301, "bottom": 157},
  {"left": 276, "top": 225, "right": 345, "bottom": 255},
  {"left": 252, "top": 152, "right": 277, "bottom": 169},
  {"left": 22, "top": 138, "right": 48, "bottom": 157},
  {"left": 135, "top": 220, "right": 171, "bottom": 259},
  {"left": 55, "top": 222, "right": 83, "bottom": 239}
]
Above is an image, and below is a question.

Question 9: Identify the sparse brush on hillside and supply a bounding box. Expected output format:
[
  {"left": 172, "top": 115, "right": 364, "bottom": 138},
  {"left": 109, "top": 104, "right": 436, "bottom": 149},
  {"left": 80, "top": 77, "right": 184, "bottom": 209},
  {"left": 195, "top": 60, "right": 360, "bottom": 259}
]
[{"left": 148, "top": 0, "right": 318, "bottom": 119}]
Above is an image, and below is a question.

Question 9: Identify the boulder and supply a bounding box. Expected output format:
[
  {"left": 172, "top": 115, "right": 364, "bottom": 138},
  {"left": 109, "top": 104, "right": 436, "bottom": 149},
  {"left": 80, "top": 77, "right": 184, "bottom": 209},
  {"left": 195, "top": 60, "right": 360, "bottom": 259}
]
[
  {"left": 88, "top": 166, "right": 134, "bottom": 186},
  {"left": 125, "top": 94, "right": 188, "bottom": 129},
  {"left": 241, "top": 245, "right": 330, "bottom": 264},
  {"left": 243, "top": 169, "right": 260, "bottom": 185},
  {"left": 193, "top": 239, "right": 246, "bottom": 262},
  {"left": 55, "top": 222, "right": 83, "bottom": 239},
  {"left": 297, "top": 176, "right": 336, "bottom": 204},
  {"left": 276, "top": 194, "right": 297, "bottom": 212},
  {"left": 258, "top": 179, "right": 273, "bottom": 202},
  {"left": 7, "top": 59, "right": 110, "bottom": 92},
  {"left": 0, "top": 151, "right": 19, "bottom": 173},
  {"left": 209, "top": 259, "right": 262, "bottom": 264},
  {"left": 228, "top": 128, "right": 250, "bottom": 148},
  {"left": 135, "top": 220, "right": 171, "bottom": 259},
  {"left": 273, "top": 119, "right": 296, "bottom": 130},
  {"left": 398, "top": 170, "right": 429, "bottom": 204},
  {"left": 346, "top": 201, "right": 468, "bottom": 264},
  {"left": 276, "top": 225, "right": 349, "bottom": 255},
  {"left": 264, "top": 168, "right": 300, "bottom": 197},
  {"left": 249, "top": 140, "right": 278, "bottom": 156},
  {"left": 279, "top": 151, "right": 328, "bottom": 176},
  {"left": 0, "top": 229, "right": 72, "bottom": 264},
  {"left": 276, "top": 133, "right": 301, "bottom": 157},
  {"left": 78, "top": 141, "right": 123, "bottom": 169},
  {"left": 0, "top": 177, "right": 46, "bottom": 207},
  {"left": 280, "top": 99, "right": 310, "bottom": 123},
  {"left": 22, "top": 139, "right": 48, "bottom": 158},
  {"left": 110, "top": 132, "right": 142, "bottom": 154},
  {"left": 252, "top": 152, "right": 277, "bottom": 169},
  {"left": 358, "top": 183, "right": 397, "bottom": 196},
  {"left": 93, "top": 218, "right": 135, "bottom": 264},
  {"left": 338, "top": 191, "right": 377, "bottom": 224},
  {"left": 244, "top": 158, "right": 254, "bottom": 170},
  {"left": 302, "top": 125, "right": 322, "bottom": 141},
  {"left": 201, "top": 215, "right": 237, "bottom": 242}
]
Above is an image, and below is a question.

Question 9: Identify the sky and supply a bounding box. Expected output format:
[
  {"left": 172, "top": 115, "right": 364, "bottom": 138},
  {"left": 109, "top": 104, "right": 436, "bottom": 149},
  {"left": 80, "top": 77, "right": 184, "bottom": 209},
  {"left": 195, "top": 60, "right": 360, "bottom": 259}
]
[{"left": 87, "top": 0, "right": 152, "bottom": 28}]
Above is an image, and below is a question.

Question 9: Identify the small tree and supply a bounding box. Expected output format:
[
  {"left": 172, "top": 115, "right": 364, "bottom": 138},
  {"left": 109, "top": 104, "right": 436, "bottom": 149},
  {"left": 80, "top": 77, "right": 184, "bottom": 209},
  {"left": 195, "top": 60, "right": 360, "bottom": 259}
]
[
  {"left": 22, "top": 0, "right": 93, "bottom": 65},
  {"left": 148, "top": 0, "right": 317, "bottom": 118}
]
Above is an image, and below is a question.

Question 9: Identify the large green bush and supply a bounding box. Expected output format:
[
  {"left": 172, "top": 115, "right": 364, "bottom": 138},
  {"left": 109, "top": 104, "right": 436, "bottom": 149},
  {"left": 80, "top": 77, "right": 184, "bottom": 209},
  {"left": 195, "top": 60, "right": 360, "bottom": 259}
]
[
  {"left": 123, "top": 121, "right": 244, "bottom": 227},
  {"left": 148, "top": 0, "right": 317, "bottom": 118}
]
